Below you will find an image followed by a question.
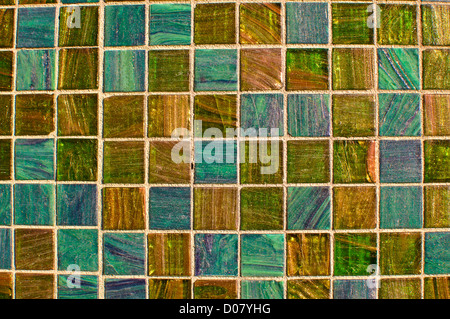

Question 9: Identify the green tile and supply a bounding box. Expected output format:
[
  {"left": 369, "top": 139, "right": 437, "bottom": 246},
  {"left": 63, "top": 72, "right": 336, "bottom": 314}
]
[
  {"left": 0, "top": 140, "right": 11, "bottom": 180},
  {"left": 287, "top": 141, "right": 330, "bottom": 183},
  {"left": 425, "top": 186, "right": 450, "bottom": 228},
  {"left": 149, "top": 4, "right": 191, "bottom": 46},
  {"left": 423, "top": 49, "right": 450, "bottom": 90},
  {"left": 424, "top": 140, "right": 450, "bottom": 182},
  {"left": 58, "top": 229, "right": 98, "bottom": 271},
  {"left": 425, "top": 277, "right": 450, "bottom": 299},
  {"left": 241, "top": 234, "right": 284, "bottom": 277},
  {"left": 286, "top": 49, "right": 328, "bottom": 90},
  {"left": 14, "top": 184, "right": 55, "bottom": 225},
  {"left": 59, "top": 6, "right": 98, "bottom": 47},
  {"left": 379, "top": 278, "right": 421, "bottom": 299},
  {"left": 333, "top": 140, "right": 376, "bottom": 183},
  {"left": 103, "top": 95, "right": 144, "bottom": 138},
  {"left": 380, "top": 233, "right": 422, "bottom": 275},
  {"left": 58, "top": 48, "right": 98, "bottom": 90},
  {"left": 287, "top": 280, "right": 330, "bottom": 299},
  {"left": 422, "top": 5, "right": 450, "bottom": 46},
  {"left": 240, "top": 141, "right": 283, "bottom": 184},
  {"left": 15, "top": 94, "right": 54, "bottom": 136},
  {"left": 332, "top": 3, "right": 373, "bottom": 44},
  {"left": 240, "top": 187, "right": 283, "bottom": 230},
  {"left": 148, "top": 50, "right": 189, "bottom": 92},
  {"left": 194, "top": 3, "right": 235, "bottom": 45},
  {"left": 0, "top": 95, "right": 11, "bottom": 135},
  {"left": 287, "top": 233, "right": 330, "bottom": 276},
  {"left": 379, "top": 93, "right": 421, "bottom": 137},
  {"left": 194, "top": 280, "right": 236, "bottom": 299},
  {"left": 241, "top": 281, "right": 284, "bottom": 299},
  {"left": 104, "top": 141, "right": 145, "bottom": 184},
  {"left": 332, "top": 48, "right": 374, "bottom": 90},
  {"left": 57, "top": 94, "right": 98, "bottom": 136},
  {"left": 194, "top": 95, "right": 237, "bottom": 137},
  {"left": 332, "top": 95, "right": 375, "bottom": 137},
  {"left": 0, "top": 51, "right": 13, "bottom": 91},
  {"left": 0, "top": 9, "right": 14, "bottom": 48},
  {"left": 57, "top": 139, "right": 98, "bottom": 181},
  {"left": 378, "top": 4, "right": 417, "bottom": 45},
  {"left": 15, "top": 139, "right": 54, "bottom": 180},
  {"left": 104, "top": 50, "right": 146, "bottom": 92},
  {"left": 16, "top": 50, "right": 55, "bottom": 91},
  {"left": 378, "top": 48, "right": 420, "bottom": 90},
  {"left": 239, "top": 3, "right": 281, "bottom": 44},
  {"left": 148, "top": 279, "right": 191, "bottom": 299},
  {"left": 334, "top": 233, "right": 377, "bottom": 276},
  {"left": 58, "top": 275, "right": 98, "bottom": 299}
]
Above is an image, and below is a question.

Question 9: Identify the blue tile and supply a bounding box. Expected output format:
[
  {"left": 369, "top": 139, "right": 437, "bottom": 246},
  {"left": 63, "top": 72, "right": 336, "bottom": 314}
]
[
  {"left": 149, "top": 187, "right": 190, "bottom": 230},
  {"left": 104, "top": 278, "right": 146, "bottom": 299},
  {"left": 195, "top": 49, "right": 238, "bottom": 91},
  {"left": 103, "top": 233, "right": 145, "bottom": 276},
  {"left": 0, "top": 185, "right": 11, "bottom": 226},
  {"left": 288, "top": 187, "right": 331, "bottom": 230},
  {"left": 15, "top": 139, "right": 54, "bottom": 180},
  {"left": 58, "top": 229, "right": 98, "bottom": 271},
  {"left": 286, "top": 2, "right": 328, "bottom": 44},
  {"left": 17, "top": 7, "right": 56, "bottom": 48},
  {"left": 14, "top": 184, "right": 55, "bottom": 226},
  {"left": 380, "top": 186, "right": 423, "bottom": 229},
  {"left": 425, "top": 232, "right": 450, "bottom": 275},
  {"left": 0, "top": 228, "right": 11, "bottom": 270},
  {"left": 240, "top": 94, "right": 283, "bottom": 137},
  {"left": 58, "top": 275, "right": 98, "bottom": 299},
  {"left": 104, "top": 5, "right": 145, "bottom": 47},
  {"left": 334, "top": 280, "right": 377, "bottom": 299},
  {"left": 150, "top": 4, "right": 191, "bottom": 45},
  {"left": 288, "top": 94, "right": 330, "bottom": 137},
  {"left": 380, "top": 140, "right": 422, "bottom": 183},
  {"left": 57, "top": 184, "right": 97, "bottom": 226},
  {"left": 195, "top": 234, "right": 238, "bottom": 276},
  {"left": 16, "top": 50, "right": 56, "bottom": 91}
]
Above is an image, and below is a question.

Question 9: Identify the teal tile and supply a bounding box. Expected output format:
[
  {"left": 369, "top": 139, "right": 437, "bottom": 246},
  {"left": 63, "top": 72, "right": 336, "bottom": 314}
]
[
  {"left": 105, "top": 5, "right": 145, "bottom": 47},
  {"left": 286, "top": 2, "right": 328, "bottom": 44},
  {"left": 378, "top": 48, "right": 420, "bottom": 90},
  {"left": 0, "top": 228, "right": 11, "bottom": 269},
  {"left": 241, "top": 280, "right": 284, "bottom": 299},
  {"left": 195, "top": 234, "right": 238, "bottom": 276},
  {"left": 425, "top": 232, "right": 450, "bottom": 275},
  {"left": 241, "top": 234, "right": 284, "bottom": 277},
  {"left": 57, "top": 184, "right": 97, "bottom": 226},
  {"left": 287, "top": 187, "right": 331, "bottom": 230},
  {"left": 150, "top": 4, "right": 191, "bottom": 45},
  {"left": 379, "top": 93, "right": 421, "bottom": 137},
  {"left": 0, "top": 185, "right": 11, "bottom": 225},
  {"left": 58, "top": 275, "right": 98, "bottom": 299},
  {"left": 287, "top": 94, "right": 330, "bottom": 137},
  {"left": 194, "top": 141, "right": 237, "bottom": 184},
  {"left": 104, "top": 50, "right": 145, "bottom": 92},
  {"left": 16, "top": 50, "right": 56, "bottom": 91},
  {"left": 15, "top": 139, "right": 54, "bottom": 180},
  {"left": 380, "top": 186, "right": 423, "bottom": 229},
  {"left": 17, "top": 7, "right": 55, "bottom": 48},
  {"left": 240, "top": 94, "right": 283, "bottom": 137},
  {"left": 14, "top": 184, "right": 55, "bottom": 226},
  {"left": 380, "top": 140, "right": 422, "bottom": 183},
  {"left": 149, "top": 187, "right": 190, "bottom": 230},
  {"left": 103, "top": 233, "right": 145, "bottom": 276},
  {"left": 58, "top": 229, "right": 98, "bottom": 271},
  {"left": 194, "top": 49, "right": 238, "bottom": 91}
]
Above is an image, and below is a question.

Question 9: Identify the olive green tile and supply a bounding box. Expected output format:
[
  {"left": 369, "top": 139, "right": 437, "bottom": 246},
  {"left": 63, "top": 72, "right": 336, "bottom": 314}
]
[
  {"left": 57, "top": 139, "right": 98, "bottom": 181},
  {"left": 422, "top": 5, "right": 450, "bottom": 46},
  {"left": 333, "top": 95, "right": 375, "bottom": 137},
  {"left": 378, "top": 4, "right": 417, "bottom": 45},
  {"left": 239, "top": 3, "right": 281, "bottom": 44},
  {"left": 425, "top": 186, "right": 450, "bottom": 228},
  {"left": 240, "top": 141, "right": 283, "bottom": 184},
  {"left": 0, "top": 9, "right": 14, "bottom": 48},
  {"left": 0, "top": 51, "right": 13, "bottom": 91},
  {"left": 333, "top": 186, "right": 376, "bottom": 230},
  {"left": 148, "top": 279, "right": 191, "bottom": 299},
  {"left": 380, "top": 233, "right": 422, "bottom": 275},
  {"left": 0, "top": 273, "right": 12, "bottom": 299},
  {"left": 424, "top": 94, "right": 450, "bottom": 136},
  {"left": 287, "top": 280, "right": 330, "bottom": 299},
  {"left": 59, "top": 6, "right": 98, "bottom": 47},
  {"left": 332, "top": 48, "right": 374, "bottom": 90},
  {"left": 15, "top": 274, "right": 54, "bottom": 299},
  {"left": 379, "top": 278, "right": 421, "bottom": 299},
  {"left": 425, "top": 277, "right": 450, "bottom": 299},
  {"left": 423, "top": 49, "right": 450, "bottom": 90},
  {"left": 148, "top": 95, "right": 190, "bottom": 137},
  {"left": 148, "top": 50, "right": 189, "bottom": 92},
  {"left": 194, "top": 95, "right": 237, "bottom": 137},
  {"left": 103, "top": 95, "right": 144, "bottom": 138},
  {"left": 194, "top": 3, "right": 235, "bottom": 45},
  {"left": 240, "top": 187, "right": 283, "bottom": 230},
  {"left": 149, "top": 141, "right": 191, "bottom": 184},
  {"left": 0, "top": 139, "right": 11, "bottom": 180},
  {"left": 287, "top": 234, "right": 330, "bottom": 276},
  {"left": 332, "top": 3, "right": 373, "bottom": 44},
  {"left": 15, "top": 94, "right": 54, "bottom": 136},
  {"left": 103, "top": 141, "right": 145, "bottom": 184},
  {"left": 334, "top": 233, "right": 377, "bottom": 276},
  {"left": 286, "top": 49, "right": 328, "bottom": 90},
  {"left": 15, "top": 228, "right": 54, "bottom": 270},
  {"left": 424, "top": 140, "right": 450, "bottom": 182},
  {"left": 194, "top": 280, "right": 237, "bottom": 299},
  {"left": 0, "top": 95, "right": 12, "bottom": 135},
  {"left": 57, "top": 94, "right": 97, "bottom": 136},
  {"left": 333, "top": 140, "right": 377, "bottom": 183},
  {"left": 58, "top": 48, "right": 98, "bottom": 90},
  {"left": 287, "top": 141, "right": 330, "bottom": 183},
  {"left": 148, "top": 233, "right": 190, "bottom": 276},
  {"left": 102, "top": 187, "right": 145, "bottom": 230}
]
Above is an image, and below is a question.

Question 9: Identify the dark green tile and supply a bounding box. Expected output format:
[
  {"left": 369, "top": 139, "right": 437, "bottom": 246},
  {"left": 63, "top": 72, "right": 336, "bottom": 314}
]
[
  {"left": 194, "top": 3, "right": 235, "bottom": 45},
  {"left": 424, "top": 140, "right": 450, "bottom": 182},
  {"left": 334, "top": 233, "right": 377, "bottom": 276},
  {"left": 103, "top": 141, "right": 144, "bottom": 184},
  {"left": 287, "top": 141, "right": 330, "bottom": 183},
  {"left": 332, "top": 48, "right": 374, "bottom": 90},
  {"left": 57, "top": 139, "right": 98, "bottom": 181},
  {"left": 0, "top": 9, "right": 14, "bottom": 48},
  {"left": 423, "top": 49, "right": 450, "bottom": 90},
  {"left": 378, "top": 4, "right": 417, "bottom": 45},
  {"left": 380, "top": 232, "right": 422, "bottom": 275},
  {"left": 15, "top": 94, "right": 54, "bottom": 136},
  {"left": 333, "top": 95, "right": 375, "bottom": 137},
  {"left": 286, "top": 49, "right": 328, "bottom": 90},
  {"left": 58, "top": 48, "right": 98, "bottom": 90},
  {"left": 57, "top": 94, "right": 98, "bottom": 136},
  {"left": 103, "top": 95, "right": 144, "bottom": 138},
  {"left": 0, "top": 95, "right": 12, "bottom": 135},
  {"left": 0, "top": 51, "right": 13, "bottom": 91},
  {"left": 59, "top": 6, "right": 98, "bottom": 47},
  {"left": 332, "top": 3, "right": 373, "bottom": 44},
  {"left": 240, "top": 187, "right": 283, "bottom": 230},
  {"left": 0, "top": 140, "right": 11, "bottom": 180},
  {"left": 239, "top": 3, "right": 281, "bottom": 44},
  {"left": 333, "top": 140, "right": 376, "bottom": 183},
  {"left": 148, "top": 50, "right": 189, "bottom": 92}
]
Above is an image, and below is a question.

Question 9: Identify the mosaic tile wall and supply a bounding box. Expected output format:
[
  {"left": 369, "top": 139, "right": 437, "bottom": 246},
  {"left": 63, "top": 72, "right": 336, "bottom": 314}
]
[{"left": 0, "top": 0, "right": 449, "bottom": 300}]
